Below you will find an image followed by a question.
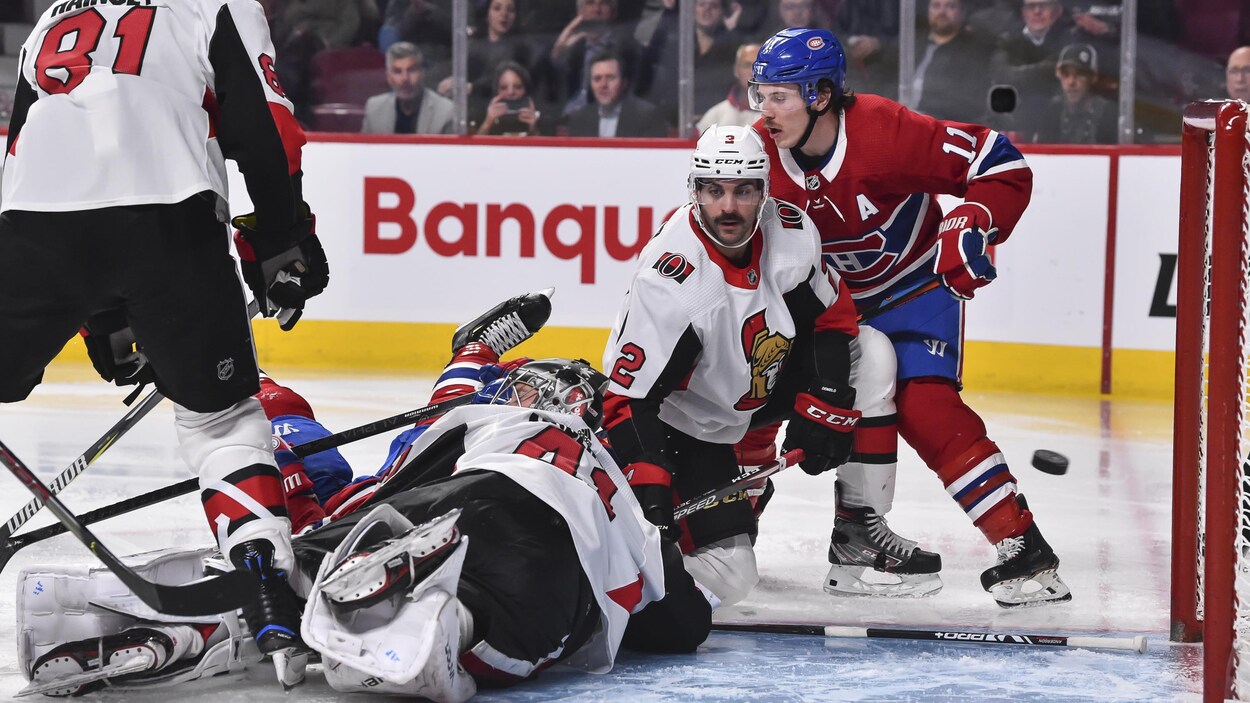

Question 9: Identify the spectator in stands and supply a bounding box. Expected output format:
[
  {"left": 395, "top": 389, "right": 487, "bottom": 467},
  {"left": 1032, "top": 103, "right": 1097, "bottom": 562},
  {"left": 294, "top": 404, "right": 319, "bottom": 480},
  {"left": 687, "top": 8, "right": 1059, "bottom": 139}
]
[
  {"left": 362, "top": 42, "right": 457, "bottom": 134},
  {"left": 435, "top": 0, "right": 533, "bottom": 100},
  {"left": 913, "top": 0, "right": 994, "bottom": 124},
  {"left": 646, "top": 0, "right": 743, "bottom": 122},
  {"left": 545, "top": 0, "right": 643, "bottom": 115},
  {"left": 567, "top": 50, "right": 669, "bottom": 137},
  {"left": 1033, "top": 43, "right": 1116, "bottom": 144},
  {"left": 833, "top": 0, "right": 899, "bottom": 97},
  {"left": 1227, "top": 46, "right": 1250, "bottom": 103},
  {"left": 993, "top": 0, "right": 1074, "bottom": 137},
  {"left": 763, "top": 0, "right": 820, "bottom": 34},
  {"left": 477, "top": 62, "right": 551, "bottom": 135},
  {"left": 278, "top": 0, "right": 364, "bottom": 50},
  {"left": 697, "top": 42, "right": 762, "bottom": 132},
  {"left": 379, "top": 0, "right": 454, "bottom": 60}
]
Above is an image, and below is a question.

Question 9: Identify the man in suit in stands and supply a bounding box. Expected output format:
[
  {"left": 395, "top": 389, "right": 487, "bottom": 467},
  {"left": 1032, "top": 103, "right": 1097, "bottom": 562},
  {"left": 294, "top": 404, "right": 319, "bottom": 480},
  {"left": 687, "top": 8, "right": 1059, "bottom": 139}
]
[
  {"left": 567, "top": 50, "right": 669, "bottom": 138},
  {"left": 362, "top": 42, "right": 456, "bottom": 134}
]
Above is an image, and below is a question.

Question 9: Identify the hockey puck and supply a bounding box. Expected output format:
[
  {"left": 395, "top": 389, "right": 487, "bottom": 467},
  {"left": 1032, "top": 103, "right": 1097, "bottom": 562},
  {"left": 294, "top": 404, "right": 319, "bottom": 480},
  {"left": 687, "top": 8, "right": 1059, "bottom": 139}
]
[{"left": 1031, "top": 449, "right": 1069, "bottom": 475}]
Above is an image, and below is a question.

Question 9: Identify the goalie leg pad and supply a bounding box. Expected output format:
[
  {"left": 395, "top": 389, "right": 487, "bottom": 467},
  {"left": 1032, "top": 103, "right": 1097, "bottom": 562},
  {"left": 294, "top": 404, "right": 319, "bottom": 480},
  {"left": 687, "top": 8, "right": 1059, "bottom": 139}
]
[
  {"left": 23, "top": 625, "right": 203, "bottom": 697},
  {"left": 303, "top": 504, "right": 476, "bottom": 700}
]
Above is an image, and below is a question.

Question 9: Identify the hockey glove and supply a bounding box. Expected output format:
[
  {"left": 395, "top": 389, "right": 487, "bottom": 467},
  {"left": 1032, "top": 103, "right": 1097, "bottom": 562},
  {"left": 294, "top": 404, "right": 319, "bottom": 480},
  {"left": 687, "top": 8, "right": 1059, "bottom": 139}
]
[
  {"left": 934, "top": 203, "right": 998, "bottom": 300},
  {"left": 782, "top": 384, "right": 860, "bottom": 476},
  {"left": 80, "top": 309, "right": 154, "bottom": 388},
  {"left": 627, "top": 461, "right": 680, "bottom": 541},
  {"left": 233, "top": 209, "right": 330, "bottom": 331}
]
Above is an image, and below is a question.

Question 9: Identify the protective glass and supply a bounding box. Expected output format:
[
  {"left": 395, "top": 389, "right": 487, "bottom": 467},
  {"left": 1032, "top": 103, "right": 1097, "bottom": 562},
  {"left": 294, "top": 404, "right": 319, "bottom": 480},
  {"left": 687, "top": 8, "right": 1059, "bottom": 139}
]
[{"left": 747, "top": 82, "right": 806, "bottom": 112}]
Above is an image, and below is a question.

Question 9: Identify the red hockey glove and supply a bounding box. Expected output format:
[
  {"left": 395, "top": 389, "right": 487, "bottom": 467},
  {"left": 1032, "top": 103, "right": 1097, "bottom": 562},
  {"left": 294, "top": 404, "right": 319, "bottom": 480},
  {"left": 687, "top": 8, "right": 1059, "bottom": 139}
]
[
  {"left": 233, "top": 207, "right": 329, "bottom": 331},
  {"left": 781, "top": 384, "right": 860, "bottom": 476},
  {"left": 273, "top": 435, "right": 326, "bottom": 533},
  {"left": 80, "top": 309, "right": 154, "bottom": 388},
  {"left": 934, "top": 203, "right": 998, "bottom": 300}
]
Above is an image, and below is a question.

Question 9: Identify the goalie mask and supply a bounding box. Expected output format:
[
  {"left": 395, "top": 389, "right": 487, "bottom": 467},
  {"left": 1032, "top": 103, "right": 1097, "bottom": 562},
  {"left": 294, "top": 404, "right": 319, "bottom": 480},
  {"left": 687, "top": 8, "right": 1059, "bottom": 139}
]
[
  {"left": 688, "top": 124, "right": 770, "bottom": 250},
  {"left": 487, "top": 358, "right": 608, "bottom": 430}
]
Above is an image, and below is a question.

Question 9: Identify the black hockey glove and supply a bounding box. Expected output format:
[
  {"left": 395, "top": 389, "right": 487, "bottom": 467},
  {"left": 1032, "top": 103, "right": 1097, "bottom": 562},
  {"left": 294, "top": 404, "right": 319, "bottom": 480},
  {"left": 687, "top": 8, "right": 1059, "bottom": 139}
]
[
  {"left": 781, "top": 383, "right": 861, "bottom": 476},
  {"left": 628, "top": 463, "right": 680, "bottom": 542},
  {"left": 80, "top": 309, "right": 154, "bottom": 388},
  {"left": 233, "top": 208, "right": 329, "bottom": 331}
]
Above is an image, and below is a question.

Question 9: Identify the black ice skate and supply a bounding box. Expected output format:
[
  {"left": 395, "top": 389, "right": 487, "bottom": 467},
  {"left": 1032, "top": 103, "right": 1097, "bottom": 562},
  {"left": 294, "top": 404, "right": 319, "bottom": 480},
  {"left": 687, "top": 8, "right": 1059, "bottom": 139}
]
[
  {"left": 230, "top": 539, "right": 305, "bottom": 654},
  {"left": 24, "top": 625, "right": 201, "bottom": 697},
  {"left": 451, "top": 287, "right": 554, "bottom": 356},
  {"left": 824, "top": 505, "right": 944, "bottom": 598},
  {"left": 980, "top": 515, "right": 1072, "bottom": 609}
]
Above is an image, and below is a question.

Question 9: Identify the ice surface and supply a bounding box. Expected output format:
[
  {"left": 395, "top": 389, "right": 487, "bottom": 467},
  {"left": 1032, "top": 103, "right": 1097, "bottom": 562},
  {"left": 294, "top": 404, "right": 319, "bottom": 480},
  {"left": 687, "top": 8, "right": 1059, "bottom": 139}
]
[{"left": 0, "top": 372, "right": 1200, "bottom": 701}]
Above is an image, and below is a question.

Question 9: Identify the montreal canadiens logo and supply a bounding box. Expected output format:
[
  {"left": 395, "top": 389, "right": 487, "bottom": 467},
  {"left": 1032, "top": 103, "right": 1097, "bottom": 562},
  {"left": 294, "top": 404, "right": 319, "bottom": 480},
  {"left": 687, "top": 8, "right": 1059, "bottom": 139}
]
[
  {"left": 807, "top": 36, "right": 825, "bottom": 50},
  {"left": 653, "top": 252, "right": 696, "bottom": 283}
]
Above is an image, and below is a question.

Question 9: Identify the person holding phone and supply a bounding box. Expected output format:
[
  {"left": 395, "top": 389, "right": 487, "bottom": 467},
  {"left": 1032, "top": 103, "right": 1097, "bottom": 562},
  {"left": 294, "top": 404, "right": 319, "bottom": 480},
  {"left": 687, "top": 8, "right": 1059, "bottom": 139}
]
[{"left": 477, "top": 61, "right": 547, "bottom": 135}]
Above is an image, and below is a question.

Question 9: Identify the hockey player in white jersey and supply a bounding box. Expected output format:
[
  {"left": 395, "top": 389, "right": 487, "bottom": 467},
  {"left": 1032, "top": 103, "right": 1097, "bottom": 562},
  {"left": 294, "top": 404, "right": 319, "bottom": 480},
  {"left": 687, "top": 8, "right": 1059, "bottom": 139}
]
[
  {"left": 602, "top": 124, "right": 941, "bottom": 605},
  {"left": 15, "top": 359, "right": 713, "bottom": 701},
  {"left": 0, "top": 0, "right": 328, "bottom": 665}
]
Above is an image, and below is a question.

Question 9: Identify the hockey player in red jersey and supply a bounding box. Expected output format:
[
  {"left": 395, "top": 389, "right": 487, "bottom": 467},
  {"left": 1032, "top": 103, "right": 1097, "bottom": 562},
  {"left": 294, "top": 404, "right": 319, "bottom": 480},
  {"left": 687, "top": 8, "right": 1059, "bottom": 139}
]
[
  {"left": 600, "top": 124, "right": 943, "bottom": 605},
  {"left": 14, "top": 292, "right": 712, "bottom": 701},
  {"left": 745, "top": 27, "right": 1070, "bottom": 608},
  {"left": 0, "top": 0, "right": 330, "bottom": 664}
]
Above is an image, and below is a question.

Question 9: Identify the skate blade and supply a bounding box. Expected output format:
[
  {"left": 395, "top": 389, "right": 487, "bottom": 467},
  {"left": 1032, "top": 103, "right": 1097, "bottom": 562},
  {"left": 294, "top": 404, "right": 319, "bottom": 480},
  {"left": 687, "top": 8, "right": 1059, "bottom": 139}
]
[
  {"left": 19, "top": 655, "right": 150, "bottom": 698},
  {"left": 988, "top": 568, "right": 1073, "bottom": 609},
  {"left": 823, "top": 565, "right": 944, "bottom": 598},
  {"left": 272, "top": 648, "right": 309, "bottom": 690}
]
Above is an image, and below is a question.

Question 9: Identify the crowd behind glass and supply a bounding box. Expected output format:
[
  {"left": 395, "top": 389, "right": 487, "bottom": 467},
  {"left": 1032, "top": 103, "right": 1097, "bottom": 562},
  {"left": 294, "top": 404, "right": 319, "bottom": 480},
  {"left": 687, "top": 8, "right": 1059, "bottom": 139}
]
[{"left": 17, "top": 0, "right": 1243, "bottom": 144}]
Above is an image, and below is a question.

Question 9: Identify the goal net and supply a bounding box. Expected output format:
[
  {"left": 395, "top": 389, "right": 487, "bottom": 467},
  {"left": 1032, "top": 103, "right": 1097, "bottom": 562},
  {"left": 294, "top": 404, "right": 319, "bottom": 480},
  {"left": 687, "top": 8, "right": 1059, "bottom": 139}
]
[{"left": 1171, "top": 100, "right": 1250, "bottom": 702}]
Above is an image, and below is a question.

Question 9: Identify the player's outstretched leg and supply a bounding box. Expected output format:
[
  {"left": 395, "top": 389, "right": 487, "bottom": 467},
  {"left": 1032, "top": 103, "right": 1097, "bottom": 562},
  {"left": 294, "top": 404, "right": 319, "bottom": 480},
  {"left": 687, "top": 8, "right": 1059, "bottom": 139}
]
[
  {"left": 25, "top": 625, "right": 204, "bottom": 697},
  {"left": 451, "top": 287, "right": 554, "bottom": 357},
  {"left": 980, "top": 495, "right": 1072, "bottom": 608},
  {"left": 824, "top": 488, "right": 943, "bottom": 598}
]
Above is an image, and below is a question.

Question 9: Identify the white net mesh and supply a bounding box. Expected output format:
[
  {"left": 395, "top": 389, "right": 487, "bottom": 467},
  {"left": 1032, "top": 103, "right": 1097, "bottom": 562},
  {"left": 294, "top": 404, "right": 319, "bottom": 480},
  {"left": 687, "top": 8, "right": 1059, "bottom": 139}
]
[{"left": 1197, "top": 127, "right": 1214, "bottom": 625}]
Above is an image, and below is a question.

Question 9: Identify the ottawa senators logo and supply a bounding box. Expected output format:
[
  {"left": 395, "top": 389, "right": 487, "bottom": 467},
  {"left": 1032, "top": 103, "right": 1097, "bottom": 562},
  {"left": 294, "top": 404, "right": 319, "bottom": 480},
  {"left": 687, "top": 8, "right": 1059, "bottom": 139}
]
[
  {"left": 734, "top": 310, "right": 792, "bottom": 411},
  {"left": 653, "top": 252, "right": 695, "bottom": 283}
]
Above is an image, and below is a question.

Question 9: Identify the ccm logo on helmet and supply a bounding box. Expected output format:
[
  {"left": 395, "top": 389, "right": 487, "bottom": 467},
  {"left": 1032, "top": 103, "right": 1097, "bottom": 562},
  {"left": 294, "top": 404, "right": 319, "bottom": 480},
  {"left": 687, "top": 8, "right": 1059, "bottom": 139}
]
[
  {"left": 715, "top": 158, "right": 745, "bottom": 164},
  {"left": 804, "top": 405, "right": 858, "bottom": 428},
  {"left": 807, "top": 37, "right": 825, "bottom": 50}
]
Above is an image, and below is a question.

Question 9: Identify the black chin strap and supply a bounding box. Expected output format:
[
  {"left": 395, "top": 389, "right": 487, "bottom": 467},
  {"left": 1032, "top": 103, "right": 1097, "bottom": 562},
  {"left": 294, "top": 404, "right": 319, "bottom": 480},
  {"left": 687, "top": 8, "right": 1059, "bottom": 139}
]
[{"left": 794, "top": 99, "right": 833, "bottom": 152}]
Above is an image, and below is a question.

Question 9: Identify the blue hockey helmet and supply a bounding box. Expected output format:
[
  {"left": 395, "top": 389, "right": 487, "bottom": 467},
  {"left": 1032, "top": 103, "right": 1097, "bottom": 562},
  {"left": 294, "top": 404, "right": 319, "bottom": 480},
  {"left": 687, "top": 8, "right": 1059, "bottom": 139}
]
[{"left": 750, "top": 28, "right": 846, "bottom": 109}]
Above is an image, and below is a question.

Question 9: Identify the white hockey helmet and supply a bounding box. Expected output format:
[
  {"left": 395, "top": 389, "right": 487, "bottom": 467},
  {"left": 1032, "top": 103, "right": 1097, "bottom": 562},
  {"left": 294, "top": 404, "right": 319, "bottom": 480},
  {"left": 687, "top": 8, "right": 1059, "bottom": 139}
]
[{"left": 688, "top": 124, "right": 770, "bottom": 248}]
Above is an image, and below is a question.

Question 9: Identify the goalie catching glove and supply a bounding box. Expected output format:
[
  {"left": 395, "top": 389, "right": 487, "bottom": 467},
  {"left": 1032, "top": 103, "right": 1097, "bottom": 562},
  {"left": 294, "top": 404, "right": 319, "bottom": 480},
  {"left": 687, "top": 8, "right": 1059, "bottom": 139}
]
[
  {"left": 80, "top": 309, "right": 154, "bottom": 388},
  {"left": 233, "top": 207, "right": 329, "bottom": 331},
  {"left": 934, "top": 203, "right": 998, "bottom": 300},
  {"left": 782, "top": 384, "right": 860, "bottom": 476}
]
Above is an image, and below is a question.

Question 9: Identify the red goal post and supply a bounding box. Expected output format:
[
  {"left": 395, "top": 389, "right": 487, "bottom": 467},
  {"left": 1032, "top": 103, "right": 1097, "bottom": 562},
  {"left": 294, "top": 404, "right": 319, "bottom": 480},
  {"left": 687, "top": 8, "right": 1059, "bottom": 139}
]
[{"left": 1172, "top": 100, "right": 1250, "bottom": 702}]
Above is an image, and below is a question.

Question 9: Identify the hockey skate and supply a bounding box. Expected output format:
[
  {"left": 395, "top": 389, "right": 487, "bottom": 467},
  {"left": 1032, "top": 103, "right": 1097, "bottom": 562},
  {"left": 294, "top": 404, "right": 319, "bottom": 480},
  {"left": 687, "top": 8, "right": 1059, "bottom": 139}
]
[
  {"left": 230, "top": 539, "right": 304, "bottom": 653},
  {"left": 451, "top": 287, "right": 554, "bottom": 357},
  {"left": 824, "top": 506, "right": 943, "bottom": 598},
  {"left": 22, "top": 625, "right": 203, "bottom": 697},
  {"left": 981, "top": 512, "right": 1072, "bottom": 609}
]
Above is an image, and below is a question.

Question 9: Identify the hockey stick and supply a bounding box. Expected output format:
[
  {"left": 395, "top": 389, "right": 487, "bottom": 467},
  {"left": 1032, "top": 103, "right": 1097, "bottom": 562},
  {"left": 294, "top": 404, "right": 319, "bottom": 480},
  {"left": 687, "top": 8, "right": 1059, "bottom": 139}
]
[
  {"left": 856, "top": 278, "right": 942, "bottom": 323},
  {"left": 712, "top": 622, "right": 1147, "bottom": 654},
  {"left": 0, "top": 393, "right": 476, "bottom": 571},
  {"left": 288, "top": 393, "right": 474, "bottom": 458},
  {"left": 674, "top": 449, "right": 804, "bottom": 521},
  {"left": 0, "top": 387, "right": 164, "bottom": 543},
  {"left": 0, "top": 438, "right": 258, "bottom": 616}
]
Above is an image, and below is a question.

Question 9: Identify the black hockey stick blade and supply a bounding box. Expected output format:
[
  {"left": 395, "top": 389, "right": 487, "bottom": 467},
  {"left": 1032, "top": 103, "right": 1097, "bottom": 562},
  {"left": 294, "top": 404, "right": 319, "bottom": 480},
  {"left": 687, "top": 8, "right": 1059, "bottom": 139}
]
[
  {"left": 290, "top": 393, "right": 474, "bottom": 457},
  {"left": 857, "top": 278, "right": 941, "bottom": 323},
  {"left": 0, "top": 477, "right": 200, "bottom": 574},
  {"left": 673, "top": 449, "right": 803, "bottom": 521},
  {"left": 0, "top": 387, "right": 165, "bottom": 543},
  {"left": 0, "top": 440, "right": 256, "bottom": 616},
  {"left": 712, "top": 622, "right": 1147, "bottom": 653}
]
